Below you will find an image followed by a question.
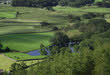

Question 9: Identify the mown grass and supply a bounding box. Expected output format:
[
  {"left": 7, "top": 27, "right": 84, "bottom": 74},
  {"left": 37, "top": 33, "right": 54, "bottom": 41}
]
[
  {"left": 5, "top": 52, "right": 46, "bottom": 60},
  {"left": 0, "top": 11, "right": 16, "bottom": 19},
  {"left": 0, "top": 32, "right": 54, "bottom": 52}
]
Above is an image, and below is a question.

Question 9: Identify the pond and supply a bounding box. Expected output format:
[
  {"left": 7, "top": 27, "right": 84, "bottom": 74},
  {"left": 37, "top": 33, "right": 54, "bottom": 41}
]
[
  {"left": 27, "top": 47, "right": 74, "bottom": 56},
  {"left": 27, "top": 42, "right": 76, "bottom": 56}
]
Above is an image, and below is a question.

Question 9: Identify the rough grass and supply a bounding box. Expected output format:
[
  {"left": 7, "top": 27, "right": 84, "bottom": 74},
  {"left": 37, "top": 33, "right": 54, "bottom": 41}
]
[
  {"left": 0, "top": 32, "right": 54, "bottom": 52},
  {"left": 5, "top": 52, "right": 46, "bottom": 60}
]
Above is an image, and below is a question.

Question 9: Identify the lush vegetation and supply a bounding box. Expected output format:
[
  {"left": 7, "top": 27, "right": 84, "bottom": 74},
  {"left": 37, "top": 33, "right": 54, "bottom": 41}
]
[{"left": 1, "top": 0, "right": 110, "bottom": 74}]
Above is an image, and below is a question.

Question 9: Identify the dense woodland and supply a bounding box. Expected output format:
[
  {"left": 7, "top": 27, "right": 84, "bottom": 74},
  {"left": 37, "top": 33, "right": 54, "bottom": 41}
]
[{"left": 1, "top": 0, "right": 110, "bottom": 75}]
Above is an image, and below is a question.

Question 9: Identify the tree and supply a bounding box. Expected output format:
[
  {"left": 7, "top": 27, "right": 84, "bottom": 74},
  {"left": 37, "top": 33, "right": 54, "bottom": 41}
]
[
  {"left": 50, "top": 46, "right": 59, "bottom": 55},
  {"left": 12, "top": 0, "right": 58, "bottom": 9},
  {"left": 79, "top": 18, "right": 110, "bottom": 33},
  {"left": 5, "top": 47, "right": 10, "bottom": 52},
  {"left": 40, "top": 44, "right": 47, "bottom": 55},
  {"left": 50, "top": 32, "right": 70, "bottom": 47},
  {"left": 59, "top": 0, "right": 95, "bottom": 7}
]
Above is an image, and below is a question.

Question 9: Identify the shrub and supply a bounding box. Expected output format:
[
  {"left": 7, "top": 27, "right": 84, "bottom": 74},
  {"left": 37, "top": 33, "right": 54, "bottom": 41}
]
[
  {"left": 67, "top": 14, "right": 81, "bottom": 23},
  {"left": 40, "top": 22, "right": 50, "bottom": 26},
  {"left": 95, "top": 2, "right": 104, "bottom": 7},
  {"left": 52, "top": 26, "right": 59, "bottom": 31}
]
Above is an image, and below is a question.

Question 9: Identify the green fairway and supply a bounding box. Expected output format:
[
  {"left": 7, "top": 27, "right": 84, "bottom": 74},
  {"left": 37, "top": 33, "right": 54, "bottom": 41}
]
[
  {"left": 0, "top": 11, "right": 16, "bottom": 19},
  {"left": 5, "top": 52, "right": 46, "bottom": 60},
  {"left": 0, "top": 32, "right": 54, "bottom": 52},
  {"left": 0, "top": 54, "right": 15, "bottom": 70}
]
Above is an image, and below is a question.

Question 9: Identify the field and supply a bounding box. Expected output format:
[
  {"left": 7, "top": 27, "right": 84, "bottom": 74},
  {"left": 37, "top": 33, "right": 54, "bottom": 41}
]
[
  {"left": 1, "top": 5, "right": 110, "bottom": 71},
  {"left": 5, "top": 52, "right": 46, "bottom": 60},
  {"left": 0, "top": 11, "right": 16, "bottom": 19},
  {"left": 0, "top": 32, "right": 53, "bottom": 52}
]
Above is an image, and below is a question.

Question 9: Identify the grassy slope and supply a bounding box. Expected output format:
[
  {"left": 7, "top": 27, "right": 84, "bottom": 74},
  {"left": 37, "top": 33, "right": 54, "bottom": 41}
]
[
  {"left": 0, "top": 32, "right": 54, "bottom": 52},
  {"left": 0, "top": 54, "right": 15, "bottom": 70},
  {"left": 0, "top": 54, "right": 43, "bottom": 70}
]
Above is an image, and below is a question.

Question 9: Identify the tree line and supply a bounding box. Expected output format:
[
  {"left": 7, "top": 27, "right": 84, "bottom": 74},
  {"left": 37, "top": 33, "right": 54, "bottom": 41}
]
[{"left": 12, "top": 0, "right": 110, "bottom": 8}]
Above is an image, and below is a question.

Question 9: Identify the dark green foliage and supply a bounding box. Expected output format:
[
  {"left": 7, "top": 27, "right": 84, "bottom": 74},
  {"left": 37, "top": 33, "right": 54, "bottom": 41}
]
[
  {"left": 50, "top": 32, "right": 70, "bottom": 47},
  {"left": 79, "top": 18, "right": 110, "bottom": 33},
  {"left": 5, "top": 47, "right": 10, "bottom": 52},
  {"left": 82, "top": 13, "right": 104, "bottom": 19},
  {"left": 50, "top": 46, "right": 59, "bottom": 55},
  {"left": 40, "top": 22, "right": 50, "bottom": 27},
  {"left": 67, "top": 14, "right": 81, "bottom": 23},
  {"left": 59, "top": 0, "right": 95, "bottom": 7},
  {"left": 0, "top": 43, "right": 3, "bottom": 51},
  {"left": 96, "top": 0, "right": 110, "bottom": 8},
  {"left": 52, "top": 26, "right": 59, "bottom": 31},
  {"left": 95, "top": 2, "right": 104, "bottom": 7},
  {"left": 40, "top": 44, "right": 47, "bottom": 55},
  {"left": 10, "top": 62, "right": 27, "bottom": 72},
  {"left": 12, "top": 0, "right": 58, "bottom": 8}
]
